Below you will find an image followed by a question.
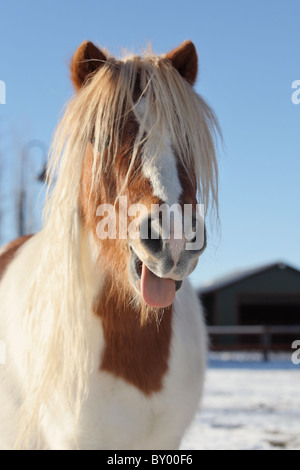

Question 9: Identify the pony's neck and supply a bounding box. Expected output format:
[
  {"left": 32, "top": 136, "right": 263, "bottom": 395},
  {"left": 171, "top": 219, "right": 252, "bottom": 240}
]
[
  {"left": 92, "top": 260, "right": 173, "bottom": 396},
  {"left": 81, "top": 230, "right": 173, "bottom": 395}
]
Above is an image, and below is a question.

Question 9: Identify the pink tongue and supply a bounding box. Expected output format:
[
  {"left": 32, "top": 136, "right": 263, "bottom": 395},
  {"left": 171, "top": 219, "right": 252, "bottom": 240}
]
[{"left": 141, "top": 263, "right": 176, "bottom": 308}]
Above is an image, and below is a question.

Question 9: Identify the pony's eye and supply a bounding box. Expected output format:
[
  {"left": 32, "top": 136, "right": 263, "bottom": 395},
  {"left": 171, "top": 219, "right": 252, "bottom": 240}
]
[
  {"left": 105, "top": 136, "right": 111, "bottom": 148},
  {"left": 91, "top": 134, "right": 111, "bottom": 151}
]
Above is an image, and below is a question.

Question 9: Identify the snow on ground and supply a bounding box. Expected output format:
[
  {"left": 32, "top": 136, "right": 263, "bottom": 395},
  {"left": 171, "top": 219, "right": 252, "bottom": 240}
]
[{"left": 181, "top": 352, "right": 300, "bottom": 450}]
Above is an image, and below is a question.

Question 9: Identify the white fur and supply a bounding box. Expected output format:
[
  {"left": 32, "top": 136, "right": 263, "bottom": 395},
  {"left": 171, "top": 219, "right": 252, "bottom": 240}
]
[
  {"left": 142, "top": 135, "right": 182, "bottom": 206},
  {"left": 136, "top": 98, "right": 182, "bottom": 206},
  {"left": 0, "top": 234, "right": 206, "bottom": 449}
]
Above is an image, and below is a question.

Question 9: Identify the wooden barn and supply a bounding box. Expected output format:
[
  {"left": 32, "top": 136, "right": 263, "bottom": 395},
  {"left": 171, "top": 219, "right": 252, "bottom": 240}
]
[{"left": 198, "top": 262, "right": 300, "bottom": 351}]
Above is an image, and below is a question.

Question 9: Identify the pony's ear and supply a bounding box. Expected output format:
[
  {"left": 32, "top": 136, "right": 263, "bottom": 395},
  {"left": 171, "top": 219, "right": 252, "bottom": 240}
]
[
  {"left": 71, "top": 41, "right": 107, "bottom": 91},
  {"left": 166, "top": 40, "right": 198, "bottom": 85}
]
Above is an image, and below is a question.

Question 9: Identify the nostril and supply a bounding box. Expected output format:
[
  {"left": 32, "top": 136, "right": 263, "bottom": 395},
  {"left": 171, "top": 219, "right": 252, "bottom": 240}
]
[
  {"left": 141, "top": 236, "right": 163, "bottom": 255},
  {"left": 140, "top": 217, "right": 163, "bottom": 255}
]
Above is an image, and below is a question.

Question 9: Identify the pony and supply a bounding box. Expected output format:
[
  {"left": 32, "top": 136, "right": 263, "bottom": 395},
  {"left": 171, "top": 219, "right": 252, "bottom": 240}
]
[{"left": 0, "top": 40, "right": 219, "bottom": 450}]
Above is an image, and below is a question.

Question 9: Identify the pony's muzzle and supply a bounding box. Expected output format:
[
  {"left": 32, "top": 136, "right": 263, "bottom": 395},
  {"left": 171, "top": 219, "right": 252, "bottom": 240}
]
[
  {"left": 128, "top": 213, "right": 206, "bottom": 308},
  {"left": 138, "top": 212, "right": 206, "bottom": 269}
]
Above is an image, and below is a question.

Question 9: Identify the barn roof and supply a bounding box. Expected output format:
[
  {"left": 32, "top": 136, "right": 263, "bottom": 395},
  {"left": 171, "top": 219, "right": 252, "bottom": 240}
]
[{"left": 197, "top": 261, "right": 300, "bottom": 295}]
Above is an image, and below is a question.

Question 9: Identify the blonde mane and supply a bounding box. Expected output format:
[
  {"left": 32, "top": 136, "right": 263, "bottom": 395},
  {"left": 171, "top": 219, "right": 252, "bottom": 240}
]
[{"left": 17, "top": 47, "right": 219, "bottom": 448}]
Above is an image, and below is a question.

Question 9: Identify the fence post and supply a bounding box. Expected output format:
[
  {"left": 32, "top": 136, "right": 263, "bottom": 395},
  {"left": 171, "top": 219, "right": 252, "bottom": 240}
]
[{"left": 262, "top": 326, "right": 271, "bottom": 361}]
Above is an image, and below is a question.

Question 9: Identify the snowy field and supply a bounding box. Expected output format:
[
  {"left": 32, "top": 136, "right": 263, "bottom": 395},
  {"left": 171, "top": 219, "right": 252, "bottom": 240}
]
[{"left": 181, "top": 352, "right": 300, "bottom": 450}]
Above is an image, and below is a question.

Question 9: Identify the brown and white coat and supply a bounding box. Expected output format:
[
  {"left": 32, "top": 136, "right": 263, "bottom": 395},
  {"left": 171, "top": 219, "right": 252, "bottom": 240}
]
[{"left": 0, "top": 40, "right": 218, "bottom": 449}]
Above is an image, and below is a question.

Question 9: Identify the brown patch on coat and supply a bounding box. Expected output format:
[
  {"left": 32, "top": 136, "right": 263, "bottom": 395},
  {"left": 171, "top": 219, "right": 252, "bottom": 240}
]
[
  {"left": 0, "top": 235, "right": 33, "bottom": 282},
  {"left": 94, "top": 275, "right": 173, "bottom": 395}
]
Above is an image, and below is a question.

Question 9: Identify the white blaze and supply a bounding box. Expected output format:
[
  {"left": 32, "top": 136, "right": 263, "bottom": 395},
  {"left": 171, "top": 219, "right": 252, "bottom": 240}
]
[{"left": 135, "top": 98, "right": 182, "bottom": 206}]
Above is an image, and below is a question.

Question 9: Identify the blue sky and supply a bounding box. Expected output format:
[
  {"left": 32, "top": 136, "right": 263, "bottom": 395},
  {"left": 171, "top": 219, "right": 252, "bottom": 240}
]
[{"left": 0, "top": 0, "right": 299, "bottom": 286}]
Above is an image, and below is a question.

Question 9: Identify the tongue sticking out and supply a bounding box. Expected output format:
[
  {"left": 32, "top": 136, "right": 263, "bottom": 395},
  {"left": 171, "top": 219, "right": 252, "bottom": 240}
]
[{"left": 141, "top": 262, "right": 176, "bottom": 308}]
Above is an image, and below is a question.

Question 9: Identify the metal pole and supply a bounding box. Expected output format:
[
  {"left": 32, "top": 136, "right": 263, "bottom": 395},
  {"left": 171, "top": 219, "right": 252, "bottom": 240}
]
[
  {"left": 18, "top": 140, "right": 47, "bottom": 237},
  {"left": 262, "top": 326, "right": 271, "bottom": 362}
]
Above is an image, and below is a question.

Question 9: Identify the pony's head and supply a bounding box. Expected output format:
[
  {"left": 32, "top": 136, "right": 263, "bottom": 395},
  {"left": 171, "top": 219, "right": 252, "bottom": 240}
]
[
  {"left": 48, "top": 40, "right": 219, "bottom": 312},
  {"left": 66, "top": 40, "right": 219, "bottom": 310}
]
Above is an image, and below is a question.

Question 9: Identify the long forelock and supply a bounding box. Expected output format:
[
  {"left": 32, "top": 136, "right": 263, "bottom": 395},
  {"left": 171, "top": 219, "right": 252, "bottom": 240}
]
[{"left": 46, "top": 50, "right": 219, "bottom": 222}]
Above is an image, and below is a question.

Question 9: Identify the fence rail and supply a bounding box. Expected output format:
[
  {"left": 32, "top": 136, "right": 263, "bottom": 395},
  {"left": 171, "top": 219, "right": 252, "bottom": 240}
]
[{"left": 207, "top": 325, "right": 300, "bottom": 360}]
